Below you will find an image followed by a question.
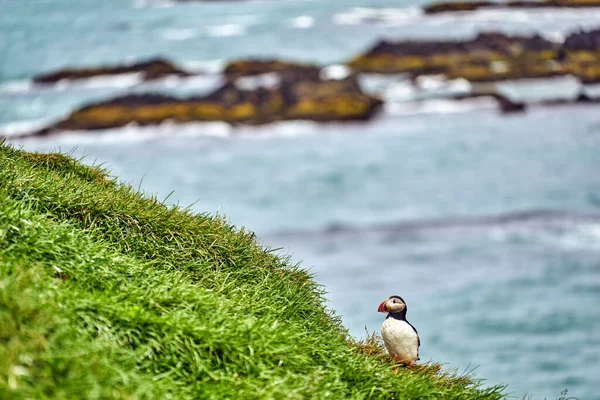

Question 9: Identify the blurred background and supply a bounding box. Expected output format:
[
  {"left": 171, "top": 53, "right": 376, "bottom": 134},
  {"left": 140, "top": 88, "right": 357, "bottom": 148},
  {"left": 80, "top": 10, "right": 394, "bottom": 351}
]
[{"left": 2, "top": 0, "right": 600, "bottom": 398}]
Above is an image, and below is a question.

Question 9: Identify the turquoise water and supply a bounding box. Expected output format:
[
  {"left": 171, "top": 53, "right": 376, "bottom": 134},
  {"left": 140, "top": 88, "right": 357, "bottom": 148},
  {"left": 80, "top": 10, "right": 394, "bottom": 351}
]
[{"left": 3, "top": 1, "right": 600, "bottom": 398}]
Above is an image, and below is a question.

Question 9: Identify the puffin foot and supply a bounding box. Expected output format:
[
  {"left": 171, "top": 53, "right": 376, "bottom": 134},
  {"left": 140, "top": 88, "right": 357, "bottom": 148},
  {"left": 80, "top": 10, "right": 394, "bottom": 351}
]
[
  {"left": 393, "top": 365, "right": 398, "bottom": 374},
  {"left": 409, "top": 362, "right": 414, "bottom": 371}
]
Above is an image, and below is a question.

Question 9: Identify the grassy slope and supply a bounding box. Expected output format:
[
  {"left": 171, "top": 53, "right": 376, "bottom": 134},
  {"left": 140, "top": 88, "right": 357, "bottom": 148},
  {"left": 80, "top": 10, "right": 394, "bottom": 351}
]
[{"left": 0, "top": 142, "right": 507, "bottom": 399}]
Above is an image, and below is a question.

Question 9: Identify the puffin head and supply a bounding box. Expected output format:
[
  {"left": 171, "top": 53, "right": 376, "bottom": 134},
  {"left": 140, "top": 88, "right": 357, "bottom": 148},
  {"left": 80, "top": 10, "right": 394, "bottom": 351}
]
[{"left": 377, "top": 295, "right": 407, "bottom": 313}]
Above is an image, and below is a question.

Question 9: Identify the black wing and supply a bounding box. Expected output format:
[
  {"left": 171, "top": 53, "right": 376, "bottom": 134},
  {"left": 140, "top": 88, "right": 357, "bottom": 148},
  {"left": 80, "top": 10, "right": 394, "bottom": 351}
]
[{"left": 407, "top": 320, "right": 420, "bottom": 358}]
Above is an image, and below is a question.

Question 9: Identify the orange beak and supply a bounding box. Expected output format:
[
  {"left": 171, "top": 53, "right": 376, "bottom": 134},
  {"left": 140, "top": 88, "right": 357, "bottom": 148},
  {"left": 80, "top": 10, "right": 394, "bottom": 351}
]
[{"left": 377, "top": 300, "right": 388, "bottom": 313}]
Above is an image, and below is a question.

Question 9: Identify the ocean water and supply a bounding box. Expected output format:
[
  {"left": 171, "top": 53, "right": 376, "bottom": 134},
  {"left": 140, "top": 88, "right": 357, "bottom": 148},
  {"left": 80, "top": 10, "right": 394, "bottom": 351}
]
[{"left": 2, "top": 1, "right": 600, "bottom": 398}]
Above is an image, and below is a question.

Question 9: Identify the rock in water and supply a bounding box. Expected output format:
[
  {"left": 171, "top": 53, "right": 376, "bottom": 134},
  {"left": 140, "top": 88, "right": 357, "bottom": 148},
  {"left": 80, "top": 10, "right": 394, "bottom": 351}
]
[
  {"left": 223, "top": 59, "right": 322, "bottom": 80},
  {"left": 348, "top": 32, "right": 561, "bottom": 80},
  {"left": 28, "top": 75, "right": 383, "bottom": 136},
  {"left": 32, "top": 58, "right": 192, "bottom": 85},
  {"left": 423, "top": 0, "right": 600, "bottom": 14},
  {"left": 348, "top": 29, "right": 600, "bottom": 84}
]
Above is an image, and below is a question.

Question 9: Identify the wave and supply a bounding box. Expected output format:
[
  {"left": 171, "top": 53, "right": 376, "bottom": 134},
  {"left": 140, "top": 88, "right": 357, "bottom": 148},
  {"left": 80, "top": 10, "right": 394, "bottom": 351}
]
[
  {"left": 233, "top": 120, "right": 322, "bottom": 138},
  {"left": 269, "top": 209, "right": 600, "bottom": 239},
  {"left": 54, "top": 72, "right": 145, "bottom": 90},
  {"left": 182, "top": 59, "right": 226, "bottom": 74},
  {"left": 384, "top": 97, "right": 497, "bottom": 116},
  {"left": 358, "top": 74, "right": 410, "bottom": 95},
  {"left": 235, "top": 73, "right": 280, "bottom": 91},
  {"left": 332, "top": 6, "right": 600, "bottom": 33},
  {"left": 161, "top": 27, "right": 198, "bottom": 41},
  {"left": 0, "top": 79, "right": 32, "bottom": 94},
  {"left": 206, "top": 24, "right": 247, "bottom": 37},
  {"left": 583, "top": 82, "right": 600, "bottom": 97},
  {"left": 320, "top": 65, "right": 352, "bottom": 81},
  {"left": 134, "top": 0, "right": 174, "bottom": 8},
  {"left": 458, "top": 7, "right": 600, "bottom": 26},
  {"left": 0, "top": 73, "right": 144, "bottom": 95},
  {"left": 382, "top": 76, "right": 472, "bottom": 102},
  {"left": 5, "top": 116, "right": 352, "bottom": 144},
  {"left": 289, "top": 15, "right": 314, "bottom": 29},
  {"left": 496, "top": 75, "right": 581, "bottom": 102},
  {"left": 0, "top": 118, "right": 58, "bottom": 138},
  {"left": 4, "top": 120, "right": 234, "bottom": 144},
  {"left": 0, "top": 71, "right": 223, "bottom": 97},
  {"left": 137, "top": 74, "right": 223, "bottom": 94},
  {"left": 332, "top": 7, "right": 423, "bottom": 26}
]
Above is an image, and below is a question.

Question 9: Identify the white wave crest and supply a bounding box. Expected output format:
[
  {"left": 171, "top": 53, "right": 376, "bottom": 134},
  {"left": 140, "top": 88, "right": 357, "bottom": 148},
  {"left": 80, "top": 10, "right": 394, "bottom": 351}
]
[
  {"left": 497, "top": 75, "right": 582, "bottom": 102},
  {"left": 0, "top": 79, "right": 33, "bottom": 94},
  {"left": 332, "top": 7, "right": 423, "bottom": 26},
  {"left": 235, "top": 120, "right": 321, "bottom": 138},
  {"left": 235, "top": 73, "right": 280, "bottom": 91},
  {"left": 290, "top": 15, "right": 314, "bottom": 29},
  {"left": 320, "top": 65, "right": 352, "bottom": 81},
  {"left": 146, "top": 74, "right": 223, "bottom": 94},
  {"left": 52, "top": 72, "right": 144, "bottom": 91},
  {"left": 0, "top": 72, "right": 146, "bottom": 95},
  {"left": 583, "top": 83, "right": 600, "bottom": 97},
  {"left": 206, "top": 24, "right": 247, "bottom": 38},
  {"left": 162, "top": 28, "right": 198, "bottom": 41},
  {"left": 1, "top": 118, "right": 56, "bottom": 138},
  {"left": 385, "top": 97, "right": 498, "bottom": 116},
  {"left": 383, "top": 81, "right": 417, "bottom": 102},
  {"left": 416, "top": 75, "right": 471, "bottom": 93},
  {"left": 7, "top": 121, "right": 234, "bottom": 145},
  {"left": 135, "top": 0, "right": 174, "bottom": 8},
  {"left": 382, "top": 76, "right": 471, "bottom": 102},
  {"left": 490, "top": 221, "right": 600, "bottom": 251},
  {"left": 358, "top": 74, "right": 407, "bottom": 94},
  {"left": 183, "top": 59, "right": 226, "bottom": 74}
]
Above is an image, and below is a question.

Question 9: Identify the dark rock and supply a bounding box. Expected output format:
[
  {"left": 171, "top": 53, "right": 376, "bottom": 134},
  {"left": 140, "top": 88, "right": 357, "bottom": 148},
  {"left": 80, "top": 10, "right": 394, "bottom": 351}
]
[
  {"left": 348, "top": 28, "right": 600, "bottom": 84},
  {"left": 348, "top": 32, "right": 559, "bottom": 78},
  {"left": 32, "top": 57, "right": 192, "bottom": 85},
  {"left": 563, "top": 28, "right": 600, "bottom": 51},
  {"left": 539, "top": 91, "right": 600, "bottom": 106},
  {"left": 576, "top": 92, "right": 593, "bottom": 102},
  {"left": 494, "top": 95, "right": 527, "bottom": 113},
  {"left": 223, "top": 59, "right": 322, "bottom": 80},
  {"left": 561, "top": 28, "right": 600, "bottom": 83},
  {"left": 26, "top": 75, "right": 382, "bottom": 135},
  {"left": 424, "top": 1, "right": 496, "bottom": 14},
  {"left": 450, "top": 89, "right": 527, "bottom": 114},
  {"left": 424, "top": 0, "right": 600, "bottom": 14}
]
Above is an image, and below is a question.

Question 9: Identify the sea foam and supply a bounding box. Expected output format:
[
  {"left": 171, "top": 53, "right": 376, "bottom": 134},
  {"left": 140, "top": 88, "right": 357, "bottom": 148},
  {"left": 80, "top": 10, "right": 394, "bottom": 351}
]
[{"left": 206, "top": 24, "right": 247, "bottom": 37}]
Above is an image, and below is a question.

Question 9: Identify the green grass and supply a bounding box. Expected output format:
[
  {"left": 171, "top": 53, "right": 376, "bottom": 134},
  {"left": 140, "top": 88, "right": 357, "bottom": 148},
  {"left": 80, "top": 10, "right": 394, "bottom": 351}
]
[{"left": 0, "top": 141, "right": 507, "bottom": 399}]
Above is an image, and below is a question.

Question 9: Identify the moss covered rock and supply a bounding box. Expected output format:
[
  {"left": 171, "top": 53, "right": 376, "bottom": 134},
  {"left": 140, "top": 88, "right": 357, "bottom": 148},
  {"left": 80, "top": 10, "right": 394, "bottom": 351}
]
[
  {"left": 30, "top": 75, "right": 382, "bottom": 135},
  {"left": 348, "top": 29, "right": 600, "bottom": 83},
  {"left": 223, "top": 59, "right": 321, "bottom": 79},
  {"left": 33, "top": 57, "right": 191, "bottom": 85},
  {"left": 348, "top": 32, "right": 560, "bottom": 80},
  {"left": 423, "top": 0, "right": 600, "bottom": 14},
  {"left": 562, "top": 28, "right": 600, "bottom": 83}
]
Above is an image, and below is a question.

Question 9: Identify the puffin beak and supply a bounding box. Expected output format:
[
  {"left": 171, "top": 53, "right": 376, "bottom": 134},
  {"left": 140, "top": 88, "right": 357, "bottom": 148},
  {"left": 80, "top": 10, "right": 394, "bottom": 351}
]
[{"left": 378, "top": 300, "right": 387, "bottom": 313}]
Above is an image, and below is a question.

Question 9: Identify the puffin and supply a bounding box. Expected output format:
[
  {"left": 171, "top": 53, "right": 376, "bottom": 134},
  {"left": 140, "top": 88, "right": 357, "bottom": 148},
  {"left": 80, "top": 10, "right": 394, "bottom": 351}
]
[{"left": 377, "top": 295, "right": 420, "bottom": 371}]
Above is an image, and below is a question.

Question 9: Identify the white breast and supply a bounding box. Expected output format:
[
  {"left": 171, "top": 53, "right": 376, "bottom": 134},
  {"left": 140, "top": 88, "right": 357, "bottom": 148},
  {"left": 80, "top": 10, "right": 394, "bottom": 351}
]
[{"left": 381, "top": 318, "right": 419, "bottom": 364}]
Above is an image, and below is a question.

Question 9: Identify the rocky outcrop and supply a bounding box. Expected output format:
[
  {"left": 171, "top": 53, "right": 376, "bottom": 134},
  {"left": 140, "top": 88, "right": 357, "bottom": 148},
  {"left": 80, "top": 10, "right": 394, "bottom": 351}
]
[
  {"left": 29, "top": 75, "right": 382, "bottom": 135},
  {"left": 561, "top": 28, "right": 600, "bottom": 83},
  {"left": 539, "top": 91, "right": 600, "bottom": 106},
  {"left": 423, "top": 1, "right": 495, "bottom": 14},
  {"left": 223, "top": 59, "right": 321, "bottom": 79},
  {"left": 349, "top": 29, "right": 600, "bottom": 83},
  {"left": 33, "top": 58, "right": 192, "bottom": 85},
  {"left": 424, "top": 0, "right": 600, "bottom": 14},
  {"left": 348, "top": 32, "right": 561, "bottom": 80},
  {"left": 450, "top": 92, "right": 527, "bottom": 113}
]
